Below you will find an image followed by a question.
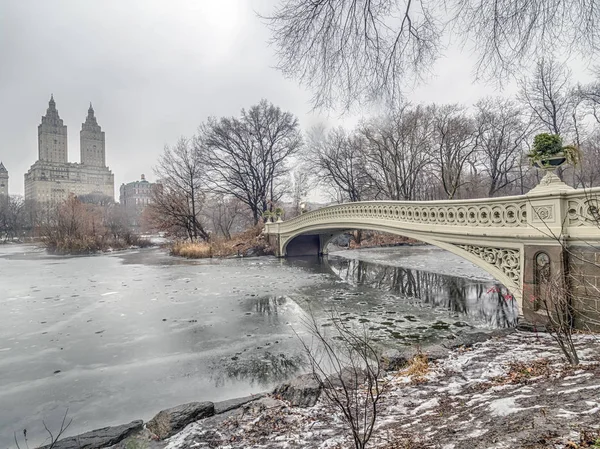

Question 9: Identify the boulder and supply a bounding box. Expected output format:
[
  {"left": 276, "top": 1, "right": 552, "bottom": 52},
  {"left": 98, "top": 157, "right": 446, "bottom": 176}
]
[
  {"left": 147, "top": 402, "right": 214, "bottom": 440},
  {"left": 443, "top": 332, "right": 495, "bottom": 350},
  {"left": 380, "top": 349, "right": 409, "bottom": 371},
  {"left": 273, "top": 373, "right": 322, "bottom": 407},
  {"left": 39, "top": 420, "right": 143, "bottom": 449},
  {"left": 214, "top": 393, "right": 266, "bottom": 414},
  {"left": 423, "top": 344, "right": 450, "bottom": 361},
  {"left": 325, "top": 367, "right": 368, "bottom": 389}
]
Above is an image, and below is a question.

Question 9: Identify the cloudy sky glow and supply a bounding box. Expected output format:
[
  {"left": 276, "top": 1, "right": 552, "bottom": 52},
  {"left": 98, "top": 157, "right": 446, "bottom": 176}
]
[{"left": 0, "top": 0, "right": 592, "bottom": 196}]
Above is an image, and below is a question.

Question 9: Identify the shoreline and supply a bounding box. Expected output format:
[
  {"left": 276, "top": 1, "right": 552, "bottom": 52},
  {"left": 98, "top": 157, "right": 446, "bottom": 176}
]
[
  {"left": 137, "top": 330, "right": 599, "bottom": 449},
  {"left": 39, "top": 328, "right": 600, "bottom": 449}
]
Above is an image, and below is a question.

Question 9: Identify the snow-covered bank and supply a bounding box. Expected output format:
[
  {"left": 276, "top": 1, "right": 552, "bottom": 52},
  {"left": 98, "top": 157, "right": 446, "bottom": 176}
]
[{"left": 156, "top": 331, "right": 599, "bottom": 449}]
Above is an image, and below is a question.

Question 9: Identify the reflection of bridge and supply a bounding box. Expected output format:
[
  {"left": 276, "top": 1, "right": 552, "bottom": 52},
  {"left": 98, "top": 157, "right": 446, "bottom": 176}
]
[
  {"left": 265, "top": 177, "right": 600, "bottom": 327},
  {"left": 326, "top": 256, "right": 518, "bottom": 328}
]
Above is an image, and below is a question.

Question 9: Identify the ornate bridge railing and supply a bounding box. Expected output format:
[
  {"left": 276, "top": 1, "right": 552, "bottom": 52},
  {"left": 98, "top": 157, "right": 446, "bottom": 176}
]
[{"left": 267, "top": 186, "right": 600, "bottom": 239}]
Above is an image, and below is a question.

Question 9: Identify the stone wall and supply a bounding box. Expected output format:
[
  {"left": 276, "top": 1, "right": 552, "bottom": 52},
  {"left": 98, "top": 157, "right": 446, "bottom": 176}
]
[{"left": 569, "top": 245, "right": 600, "bottom": 332}]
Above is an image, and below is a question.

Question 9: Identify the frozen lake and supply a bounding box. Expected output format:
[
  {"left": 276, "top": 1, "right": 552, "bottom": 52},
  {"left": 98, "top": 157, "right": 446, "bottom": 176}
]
[{"left": 0, "top": 244, "right": 517, "bottom": 446}]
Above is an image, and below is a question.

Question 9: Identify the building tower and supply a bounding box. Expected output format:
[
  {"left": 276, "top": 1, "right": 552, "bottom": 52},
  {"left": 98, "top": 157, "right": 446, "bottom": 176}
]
[
  {"left": 80, "top": 103, "right": 106, "bottom": 167},
  {"left": 38, "top": 95, "right": 68, "bottom": 163},
  {"left": 0, "top": 162, "right": 8, "bottom": 196}
]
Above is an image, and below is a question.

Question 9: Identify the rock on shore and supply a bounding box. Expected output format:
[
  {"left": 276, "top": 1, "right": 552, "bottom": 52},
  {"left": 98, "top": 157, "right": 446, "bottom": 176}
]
[
  {"left": 162, "top": 331, "right": 600, "bottom": 448},
  {"left": 39, "top": 420, "right": 143, "bottom": 449},
  {"left": 146, "top": 402, "right": 214, "bottom": 439}
]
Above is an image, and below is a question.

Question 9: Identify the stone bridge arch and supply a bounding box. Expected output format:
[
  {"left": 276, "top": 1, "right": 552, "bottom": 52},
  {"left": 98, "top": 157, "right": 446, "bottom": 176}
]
[{"left": 277, "top": 222, "right": 522, "bottom": 307}]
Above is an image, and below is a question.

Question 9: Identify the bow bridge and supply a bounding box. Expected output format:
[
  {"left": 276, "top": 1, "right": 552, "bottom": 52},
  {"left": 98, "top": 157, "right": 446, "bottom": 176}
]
[{"left": 264, "top": 177, "right": 600, "bottom": 328}]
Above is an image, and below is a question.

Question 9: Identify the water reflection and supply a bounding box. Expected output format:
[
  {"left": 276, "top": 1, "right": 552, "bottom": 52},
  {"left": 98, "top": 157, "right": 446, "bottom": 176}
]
[
  {"left": 209, "top": 351, "right": 306, "bottom": 388},
  {"left": 326, "top": 257, "right": 518, "bottom": 328},
  {"left": 252, "top": 295, "right": 287, "bottom": 316}
]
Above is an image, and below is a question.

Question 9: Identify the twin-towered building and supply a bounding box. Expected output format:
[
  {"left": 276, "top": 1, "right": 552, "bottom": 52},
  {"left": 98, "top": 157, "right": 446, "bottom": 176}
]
[{"left": 24, "top": 96, "right": 114, "bottom": 203}]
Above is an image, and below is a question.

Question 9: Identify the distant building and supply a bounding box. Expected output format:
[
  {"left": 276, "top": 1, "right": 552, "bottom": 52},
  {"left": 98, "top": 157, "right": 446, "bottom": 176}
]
[
  {"left": 24, "top": 96, "right": 114, "bottom": 203},
  {"left": 0, "top": 162, "right": 8, "bottom": 196},
  {"left": 120, "top": 174, "right": 157, "bottom": 227}
]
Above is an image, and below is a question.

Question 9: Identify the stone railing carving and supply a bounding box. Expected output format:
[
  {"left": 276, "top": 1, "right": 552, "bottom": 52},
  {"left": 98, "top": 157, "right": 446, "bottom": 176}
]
[
  {"left": 455, "top": 244, "right": 521, "bottom": 285},
  {"left": 273, "top": 198, "right": 529, "bottom": 233},
  {"left": 266, "top": 187, "right": 600, "bottom": 242},
  {"left": 566, "top": 191, "right": 600, "bottom": 227}
]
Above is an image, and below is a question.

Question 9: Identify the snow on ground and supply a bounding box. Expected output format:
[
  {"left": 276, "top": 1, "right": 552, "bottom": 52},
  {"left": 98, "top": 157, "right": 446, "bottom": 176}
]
[{"left": 163, "top": 331, "right": 600, "bottom": 449}]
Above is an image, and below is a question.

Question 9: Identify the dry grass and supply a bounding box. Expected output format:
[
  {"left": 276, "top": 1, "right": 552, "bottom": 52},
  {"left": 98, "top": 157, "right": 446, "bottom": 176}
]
[
  {"left": 171, "top": 241, "right": 213, "bottom": 258},
  {"left": 170, "top": 225, "right": 273, "bottom": 259},
  {"left": 399, "top": 353, "right": 430, "bottom": 384}
]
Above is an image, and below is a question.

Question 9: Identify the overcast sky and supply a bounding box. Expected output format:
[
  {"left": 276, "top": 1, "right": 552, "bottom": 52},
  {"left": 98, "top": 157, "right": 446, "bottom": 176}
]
[{"left": 0, "top": 0, "right": 594, "bottom": 197}]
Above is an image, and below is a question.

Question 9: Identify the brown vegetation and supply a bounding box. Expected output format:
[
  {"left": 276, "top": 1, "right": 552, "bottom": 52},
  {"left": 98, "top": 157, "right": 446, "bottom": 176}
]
[
  {"left": 42, "top": 195, "right": 151, "bottom": 254},
  {"left": 399, "top": 353, "right": 430, "bottom": 384},
  {"left": 170, "top": 225, "right": 273, "bottom": 259},
  {"left": 348, "top": 231, "right": 419, "bottom": 250}
]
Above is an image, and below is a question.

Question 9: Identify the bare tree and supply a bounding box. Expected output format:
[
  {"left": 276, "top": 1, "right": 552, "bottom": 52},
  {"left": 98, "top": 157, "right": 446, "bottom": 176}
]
[
  {"left": 103, "top": 203, "right": 131, "bottom": 239},
  {"left": 262, "top": 1, "right": 600, "bottom": 109},
  {"left": 204, "top": 195, "right": 248, "bottom": 240},
  {"left": 431, "top": 105, "right": 478, "bottom": 199},
  {"left": 360, "top": 105, "right": 434, "bottom": 200},
  {"left": 307, "top": 126, "right": 372, "bottom": 202},
  {"left": 149, "top": 137, "right": 209, "bottom": 241},
  {"left": 579, "top": 74, "right": 600, "bottom": 124},
  {"left": 474, "top": 98, "right": 532, "bottom": 196},
  {"left": 262, "top": 0, "right": 439, "bottom": 110},
  {"left": 0, "top": 195, "right": 27, "bottom": 242},
  {"left": 297, "top": 311, "right": 386, "bottom": 449},
  {"left": 575, "top": 131, "right": 600, "bottom": 188},
  {"left": 290, "top": 167, "right": 310, "bottom": 217},
  {"left": 519, "top": 58, "right": 577, "bottom": 137},
  {"left": 453, "top": 0, "right": 600, "bottom": 80},
  {"left": 201, "top": 100, "right": 302, "bottom": 224},
  {"left": 536, "top": 273, "right": 580, "bottom": 366}
]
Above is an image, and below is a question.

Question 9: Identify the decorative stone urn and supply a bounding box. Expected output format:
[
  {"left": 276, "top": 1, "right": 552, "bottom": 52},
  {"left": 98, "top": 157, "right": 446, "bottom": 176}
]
[
  {"left": 529, "top": 153, "right": 573, "bottom": 194},
  {"left": 533, "top": 154, "right": 567, "bottom": 170}
]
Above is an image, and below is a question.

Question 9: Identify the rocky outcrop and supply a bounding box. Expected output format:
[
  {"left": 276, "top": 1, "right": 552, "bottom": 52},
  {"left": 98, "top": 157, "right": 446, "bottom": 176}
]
[
  {"left": 214, "top": 394, "right": 266, "bottom": 414},
  {"left": 273, "top": 373, "right": 322, "bottom": 407},
  {"left": 325, "top": 367, "right": 369, "bottom": 389},
  {"left": 39, "top": 420, "right": 143, "bottom": 449},
  {"left": 147, "top": 402, "right": 215, "bottom": 440}
]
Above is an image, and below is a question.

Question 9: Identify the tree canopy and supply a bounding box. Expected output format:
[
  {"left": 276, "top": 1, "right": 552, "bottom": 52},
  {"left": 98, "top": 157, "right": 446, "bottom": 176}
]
[{"left": 262, "top": 0, "right": 600, "bottom": 109}]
